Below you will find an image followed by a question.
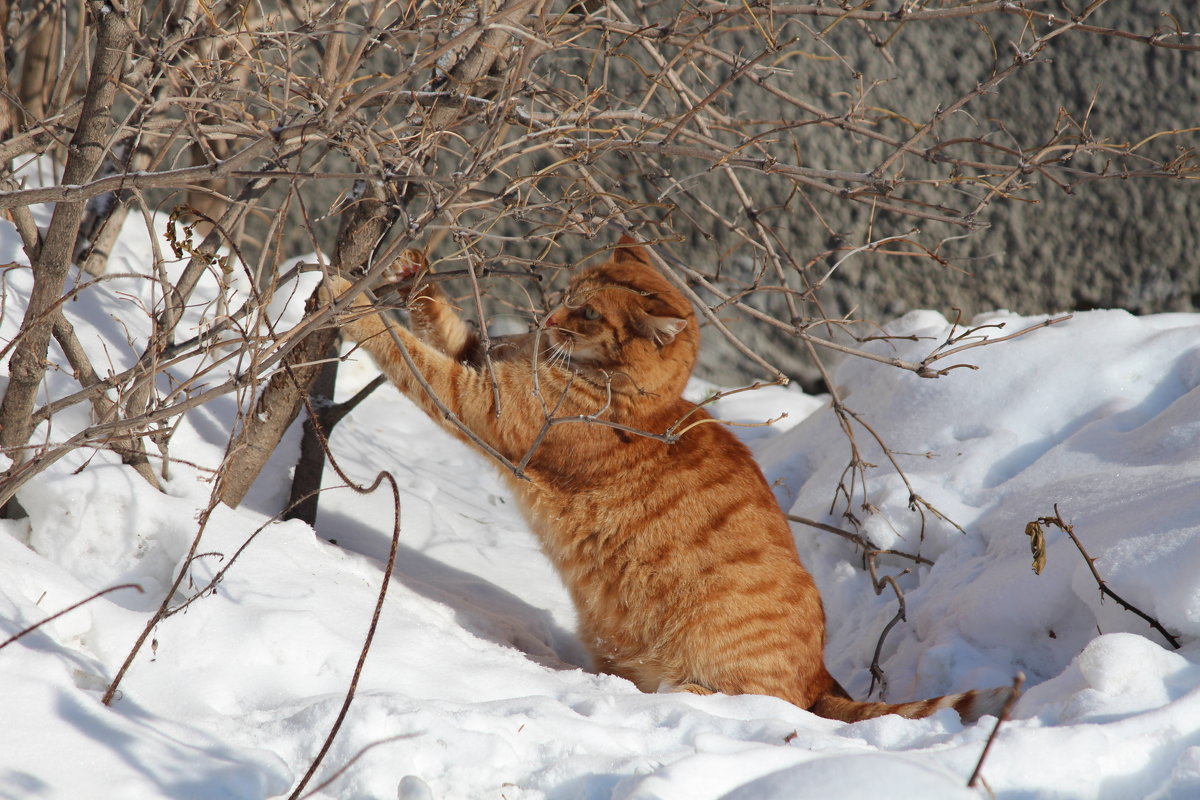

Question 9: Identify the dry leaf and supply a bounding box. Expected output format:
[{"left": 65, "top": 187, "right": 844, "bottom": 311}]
[{"left": 1025, "top": 521, "right": 1047, "bottom": 574}]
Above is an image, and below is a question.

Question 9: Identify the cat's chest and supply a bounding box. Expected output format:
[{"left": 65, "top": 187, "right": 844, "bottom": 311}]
[{"left": 511, "top": 480, "right": 675, "bottom": 565}]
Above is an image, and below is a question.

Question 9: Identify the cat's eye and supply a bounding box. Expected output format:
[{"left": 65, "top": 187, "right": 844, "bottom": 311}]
[{"left": 581, "top": 306, "right": 601, "bottom": 321}]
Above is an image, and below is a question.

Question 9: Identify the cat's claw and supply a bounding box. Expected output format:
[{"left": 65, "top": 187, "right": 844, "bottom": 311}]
[{"left": 379, "top": 249, "right": 428, "bottom": 286}]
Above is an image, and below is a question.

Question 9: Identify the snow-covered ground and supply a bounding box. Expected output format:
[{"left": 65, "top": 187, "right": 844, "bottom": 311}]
[{"left": 2, "top": 203, "right": 1199, "bottom": 799}]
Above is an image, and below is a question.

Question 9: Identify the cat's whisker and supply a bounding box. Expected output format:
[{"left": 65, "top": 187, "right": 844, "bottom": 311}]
[{"left": 548, "top": 340, "right": 573, "bottom": 369}]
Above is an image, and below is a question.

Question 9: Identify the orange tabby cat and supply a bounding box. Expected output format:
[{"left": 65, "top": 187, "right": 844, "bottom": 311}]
[{"left": 323, "top": 239, "right": 1008, "bottom": 723}]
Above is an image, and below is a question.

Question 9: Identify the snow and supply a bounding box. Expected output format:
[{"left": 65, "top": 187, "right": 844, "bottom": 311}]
[{"left": 2, "top": 203, "right": 1200, "bottom": 799}]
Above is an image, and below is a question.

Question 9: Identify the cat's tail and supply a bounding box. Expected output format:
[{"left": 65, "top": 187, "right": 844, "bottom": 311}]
[{"left": 809, "top": 685, "right": 1013, "bottom": 723}]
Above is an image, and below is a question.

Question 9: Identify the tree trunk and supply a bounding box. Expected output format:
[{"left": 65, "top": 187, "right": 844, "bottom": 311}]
[
  {"left": 0, "top": 0, "right": 143, "bottom": 515},
  {"left": 284, "top": 345, "right": 340, "bottom": 526},
  {"left": 267, "top": 10, "right": 520, "bottom": 521},
  {"left": 217, "top": 189, "right": 390, "bottom": 508},
  {"left": 15, "top": 2, "right": 57, "bottom": 126}
]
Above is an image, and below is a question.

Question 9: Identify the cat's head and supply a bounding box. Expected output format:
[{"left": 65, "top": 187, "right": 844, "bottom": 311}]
[{"left": 544, "top": 239, "right": 698, "bottom": 391}]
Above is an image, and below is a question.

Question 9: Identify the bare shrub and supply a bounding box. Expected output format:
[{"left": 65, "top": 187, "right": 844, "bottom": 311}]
[{"left": 0, "top": 0, "right": 1195, "bottom": 773}]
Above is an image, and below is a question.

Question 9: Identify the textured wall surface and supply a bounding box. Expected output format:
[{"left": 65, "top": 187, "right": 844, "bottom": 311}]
[{"left": 670, "top": 4, "right": 1200, "bottom": 386}]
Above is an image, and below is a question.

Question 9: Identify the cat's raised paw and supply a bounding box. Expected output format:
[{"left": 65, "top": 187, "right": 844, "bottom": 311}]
[{"left": 380, "top": 249, "right": 430, "bottom": 285}]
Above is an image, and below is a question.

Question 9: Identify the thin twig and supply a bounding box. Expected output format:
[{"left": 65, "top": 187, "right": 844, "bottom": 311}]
[
  {"left": 865, "top": 555, "right": 911, "bottom": 699},
  {"left": 286, "top": 469, "right": 403, "bottom": 799},
  {"left": 297, "top": 734, "right": 419, "bottom": 800},
  {"left": 920, "top": 314, "right": 1074, "bottom": 376},
  {"left": 104, "top": 490, "right": 224, "bottom": 706},
  {"left": 284, "top": 361, "right": 409, "bottom": 798},
  {"left": 787, "top": 514, "right": 933, "bottom": 566},
  {"left": 1037, "top": 505, "right": 1180, "bottom": 650},
  {"left": 842, "top": 406, "right": 964, "bottom": 538},
  {"left": 0, "top": 584, "right": 144, "bottom": 651},
  {"left": 968, "top": 672, "right": 1025, "bottom": 788}
]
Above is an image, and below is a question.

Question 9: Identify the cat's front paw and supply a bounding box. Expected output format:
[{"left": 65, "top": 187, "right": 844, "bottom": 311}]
[{"left": 378, "top": 249, "right": 429, "bottom": 287}]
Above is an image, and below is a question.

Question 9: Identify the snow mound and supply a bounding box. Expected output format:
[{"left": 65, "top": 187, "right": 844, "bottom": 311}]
[{"left": 2, "top": 214, "right": 1199, "bottom": 797}]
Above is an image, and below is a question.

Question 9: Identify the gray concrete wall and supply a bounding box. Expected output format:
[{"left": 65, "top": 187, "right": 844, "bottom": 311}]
[{"left": 678, "top": 4, "right": 1198, "bottom": 386}]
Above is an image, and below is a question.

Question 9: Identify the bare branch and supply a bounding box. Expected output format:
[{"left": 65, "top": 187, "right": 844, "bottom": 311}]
[
  {"left": 1034, "top": 506, "right": 1181, "bottom": 650},
  {"left": 968, "top": 673, "right": 1026, "bottom": 788},
  {"left": 0, "top": 584, "right": 144, "bottom": 651}
]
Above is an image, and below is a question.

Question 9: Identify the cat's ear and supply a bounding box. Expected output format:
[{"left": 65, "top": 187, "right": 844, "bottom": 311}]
[
  {"left": 637, "top": 313, "right": 688, "bottom": 346},
  {"left": 615, "top": 236, "right": 652, "bottom": 266}
]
